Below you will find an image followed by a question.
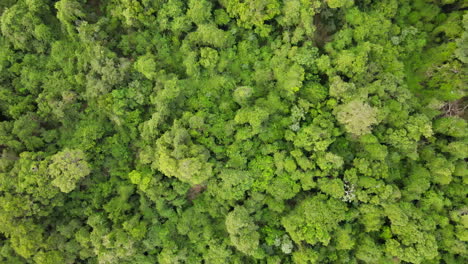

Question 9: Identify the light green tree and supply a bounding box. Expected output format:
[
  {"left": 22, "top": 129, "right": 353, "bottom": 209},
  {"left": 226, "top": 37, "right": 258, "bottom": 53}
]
[{"left": 48, "top": 149, "right": 91, "bottom": 193}]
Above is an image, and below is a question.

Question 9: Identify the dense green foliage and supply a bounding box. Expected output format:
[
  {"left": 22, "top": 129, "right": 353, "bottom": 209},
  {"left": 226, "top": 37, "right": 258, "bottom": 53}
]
[{"left": 0, "top": 0, "right": 467, "bottom": 263}]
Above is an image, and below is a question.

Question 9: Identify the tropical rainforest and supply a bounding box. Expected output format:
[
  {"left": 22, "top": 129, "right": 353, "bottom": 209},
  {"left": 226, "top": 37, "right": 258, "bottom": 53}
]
[{"left": 0, "top": 0, "right": 467, "bottom": 263}]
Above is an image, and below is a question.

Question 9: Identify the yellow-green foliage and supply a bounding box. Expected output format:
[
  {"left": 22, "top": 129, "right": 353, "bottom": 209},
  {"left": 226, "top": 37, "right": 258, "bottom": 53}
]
[{"left": 0, "top": 0, "right": 466, "bottom": 263}]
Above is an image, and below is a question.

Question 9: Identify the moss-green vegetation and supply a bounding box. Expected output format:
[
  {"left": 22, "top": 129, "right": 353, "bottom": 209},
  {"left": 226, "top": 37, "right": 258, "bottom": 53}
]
[{"left": 0, "top": 0, "right": 466, "bottom": 263}]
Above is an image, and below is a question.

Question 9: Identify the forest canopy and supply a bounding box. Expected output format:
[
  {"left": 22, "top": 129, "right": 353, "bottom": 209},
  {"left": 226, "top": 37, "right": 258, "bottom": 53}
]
[{"left": 0, "top": 0, "right": 467, "bottom": 263}]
